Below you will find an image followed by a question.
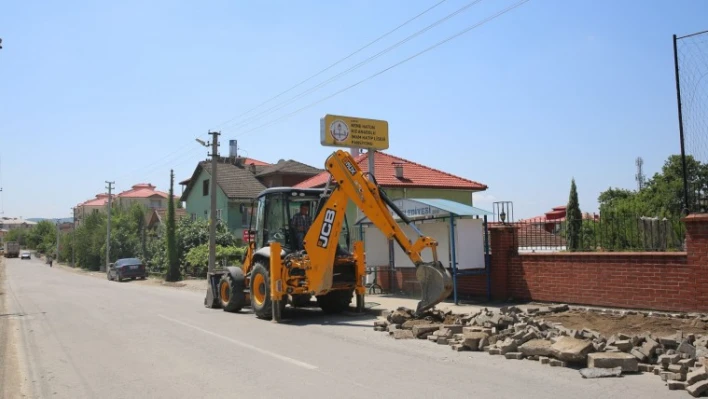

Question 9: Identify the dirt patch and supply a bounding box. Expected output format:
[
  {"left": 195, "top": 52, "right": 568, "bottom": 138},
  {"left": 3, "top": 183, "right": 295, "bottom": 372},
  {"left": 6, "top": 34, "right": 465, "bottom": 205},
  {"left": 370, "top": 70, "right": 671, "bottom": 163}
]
[{"left": 537, "top": 309, "right": 708, "bottom": 338}]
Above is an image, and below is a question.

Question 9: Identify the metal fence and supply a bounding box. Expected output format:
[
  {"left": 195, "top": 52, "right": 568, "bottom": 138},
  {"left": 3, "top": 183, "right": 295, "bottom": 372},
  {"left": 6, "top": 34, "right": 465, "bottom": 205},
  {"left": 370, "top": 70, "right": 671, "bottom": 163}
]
[
  {"left": 674, "top": 29, "right": 708, "bottom": 214},
  {"left": 511, "top": 213, "right": 686, "bottom": 253}
]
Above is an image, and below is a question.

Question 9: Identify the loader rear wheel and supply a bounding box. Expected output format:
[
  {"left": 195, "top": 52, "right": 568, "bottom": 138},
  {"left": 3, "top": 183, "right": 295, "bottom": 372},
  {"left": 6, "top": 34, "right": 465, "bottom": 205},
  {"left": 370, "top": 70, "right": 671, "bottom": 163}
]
[
  {"left": 249, "top": 263, "right": 285, "bottom": 319},
  {"left": 219, "top": 272, "right": 246, "bottom": 313},
  {"left": 316, "top": 289, "right": 353, "bottom": 314}
]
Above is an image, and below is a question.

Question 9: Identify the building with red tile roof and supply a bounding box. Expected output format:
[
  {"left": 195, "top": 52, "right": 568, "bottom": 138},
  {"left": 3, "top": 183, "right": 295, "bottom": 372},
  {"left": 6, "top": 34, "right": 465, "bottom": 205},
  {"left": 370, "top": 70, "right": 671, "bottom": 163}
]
[
  {"left": 73, "top": 193, "right": 115, "bottom": 227},
  {"left": 294, "top": 151, "right": 487, "bottom": 191},
  {"left": 295, "top": 150, "right": 487, "bottom": 236},
  {"left": 116, "top": 183, "right": 180, "bottom": 211}
]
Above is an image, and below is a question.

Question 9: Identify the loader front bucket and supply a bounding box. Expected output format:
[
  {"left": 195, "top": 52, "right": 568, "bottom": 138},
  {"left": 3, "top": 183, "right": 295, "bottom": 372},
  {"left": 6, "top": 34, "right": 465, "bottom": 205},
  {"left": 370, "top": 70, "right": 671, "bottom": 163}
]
[{"left": 414, "top": 261, "right": 453, "bottom": 315}]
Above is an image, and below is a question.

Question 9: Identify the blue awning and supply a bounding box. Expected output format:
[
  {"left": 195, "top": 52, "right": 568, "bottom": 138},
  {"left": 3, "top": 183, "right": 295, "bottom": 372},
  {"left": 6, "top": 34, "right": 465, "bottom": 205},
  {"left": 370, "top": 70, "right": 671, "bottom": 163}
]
[{"left": 355, "top": 198, "right": 492, "bottom": 225}]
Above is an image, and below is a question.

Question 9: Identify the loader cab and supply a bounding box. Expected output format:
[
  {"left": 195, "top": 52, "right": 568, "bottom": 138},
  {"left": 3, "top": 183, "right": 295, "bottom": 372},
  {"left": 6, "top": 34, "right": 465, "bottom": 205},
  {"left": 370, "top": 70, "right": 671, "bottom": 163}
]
[{"left": 251, "top": 187, "right": 351, "bottom": 254}]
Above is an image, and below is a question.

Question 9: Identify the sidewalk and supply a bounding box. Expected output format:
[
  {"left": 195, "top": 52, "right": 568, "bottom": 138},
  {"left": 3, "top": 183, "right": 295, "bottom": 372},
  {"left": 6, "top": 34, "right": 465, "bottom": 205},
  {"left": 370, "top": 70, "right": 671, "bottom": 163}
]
[{"left": 363, "top": 294, "right": 505, "bottom": 315}]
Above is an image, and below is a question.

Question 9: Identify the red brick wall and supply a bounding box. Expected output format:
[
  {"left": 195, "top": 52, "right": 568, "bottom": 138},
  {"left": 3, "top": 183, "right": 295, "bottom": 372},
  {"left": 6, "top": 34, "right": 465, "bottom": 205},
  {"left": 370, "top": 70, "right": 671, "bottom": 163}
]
[
  {"left": 483, "top": 213, "right": 708, "bottom": 313},
  {"left": 509, "top": 253, "right": 690, "bottom": 312},
  {"left": 368, "top": 214, "right": 708, "bottom": 313}
]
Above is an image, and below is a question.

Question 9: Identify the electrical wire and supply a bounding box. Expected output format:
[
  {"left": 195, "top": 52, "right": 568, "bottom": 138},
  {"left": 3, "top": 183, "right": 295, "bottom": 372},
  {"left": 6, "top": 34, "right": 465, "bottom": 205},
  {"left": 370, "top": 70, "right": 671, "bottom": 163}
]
[
  {"left": 232, "top": 0, "right": 530, "bottom": 139},
  {"left": 218, "top": 0, "right": 485, "bottom": 133},
  {"left": 210, "top": 0, "right": 448, "bottom": 131}
]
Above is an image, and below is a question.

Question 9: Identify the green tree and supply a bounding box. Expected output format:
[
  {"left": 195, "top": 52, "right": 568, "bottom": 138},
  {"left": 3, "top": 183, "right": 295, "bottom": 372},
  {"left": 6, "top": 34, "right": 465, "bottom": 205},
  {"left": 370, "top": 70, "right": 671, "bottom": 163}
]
[
  {"left": 165, "top": 170, "right": 180, "bottom": 282},
  {"left": 566, "top": 178, "right": 582, "bottom": 251},
  {"left": 5, "top": 228, "right": 28, "bottom": 246}
]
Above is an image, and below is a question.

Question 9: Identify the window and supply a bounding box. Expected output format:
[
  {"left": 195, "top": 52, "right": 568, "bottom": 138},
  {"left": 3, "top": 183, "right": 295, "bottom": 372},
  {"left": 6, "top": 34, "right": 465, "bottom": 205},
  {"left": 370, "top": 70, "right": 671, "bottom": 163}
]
[
  {"left": 150, "top": 199, "right": 162, "bottom": 209},
  {"left": 216, "top": 209, "right": 222, "bottom": 221},
  {"left": 203, "top": 179, "right": 209, "bottom": 196}
]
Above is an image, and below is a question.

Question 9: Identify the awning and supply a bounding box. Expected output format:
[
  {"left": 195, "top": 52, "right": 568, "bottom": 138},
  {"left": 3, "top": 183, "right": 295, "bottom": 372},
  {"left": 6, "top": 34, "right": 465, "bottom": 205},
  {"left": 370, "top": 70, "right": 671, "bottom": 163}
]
[{"left": 355, "top": 198, "right": 492, "bottom": 225}]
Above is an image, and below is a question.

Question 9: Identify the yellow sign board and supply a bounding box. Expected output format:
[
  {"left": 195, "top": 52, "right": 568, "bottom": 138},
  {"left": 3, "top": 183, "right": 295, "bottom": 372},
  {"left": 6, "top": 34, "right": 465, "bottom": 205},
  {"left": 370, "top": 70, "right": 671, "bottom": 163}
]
[{"left": 320, "top": 114, "right": 389, "bottom": 150}]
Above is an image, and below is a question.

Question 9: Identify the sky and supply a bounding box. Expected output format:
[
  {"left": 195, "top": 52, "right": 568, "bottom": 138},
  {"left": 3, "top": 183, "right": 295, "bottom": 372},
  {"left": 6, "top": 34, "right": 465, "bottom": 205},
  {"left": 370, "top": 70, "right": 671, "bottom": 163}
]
[{"left": 1, "top": 0, "right": 707, "bottom": 221}]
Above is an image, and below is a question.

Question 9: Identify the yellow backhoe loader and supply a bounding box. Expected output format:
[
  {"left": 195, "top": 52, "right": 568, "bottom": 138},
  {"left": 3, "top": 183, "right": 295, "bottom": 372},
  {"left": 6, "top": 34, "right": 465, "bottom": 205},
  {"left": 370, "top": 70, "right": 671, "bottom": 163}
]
[{"left": 204, "top": 149, "right": 453, "bottom": 322}]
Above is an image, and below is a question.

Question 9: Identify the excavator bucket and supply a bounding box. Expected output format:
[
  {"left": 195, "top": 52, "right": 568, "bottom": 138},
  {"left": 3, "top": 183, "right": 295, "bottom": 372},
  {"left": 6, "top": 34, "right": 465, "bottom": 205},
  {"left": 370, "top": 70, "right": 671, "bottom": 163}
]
[{"left": 414, "top": 261, "right": 453, "bottom": 315}]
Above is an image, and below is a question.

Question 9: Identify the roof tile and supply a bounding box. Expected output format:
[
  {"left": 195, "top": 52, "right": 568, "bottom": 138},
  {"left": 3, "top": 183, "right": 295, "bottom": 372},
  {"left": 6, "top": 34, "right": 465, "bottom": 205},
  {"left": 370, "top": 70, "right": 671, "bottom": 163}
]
[{"left": 294, "top": 151, "right": 487, "bottom": 190}]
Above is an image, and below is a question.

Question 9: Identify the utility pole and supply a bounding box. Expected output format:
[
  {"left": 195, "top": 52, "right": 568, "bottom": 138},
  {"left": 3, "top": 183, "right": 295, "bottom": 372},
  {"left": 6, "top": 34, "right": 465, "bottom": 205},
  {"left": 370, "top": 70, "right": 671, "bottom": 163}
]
[
  {"left": 208, "top": 131, "right": 220, "bottom": 274},
  {"left": 71, "top": 207, "right": 75, "bottom": 267},
  {"left": 103, "top": 181, "right": 114, "bottom": 272},
  {"left": 55, "top": 219, "right": 60, "bottom": 261}
]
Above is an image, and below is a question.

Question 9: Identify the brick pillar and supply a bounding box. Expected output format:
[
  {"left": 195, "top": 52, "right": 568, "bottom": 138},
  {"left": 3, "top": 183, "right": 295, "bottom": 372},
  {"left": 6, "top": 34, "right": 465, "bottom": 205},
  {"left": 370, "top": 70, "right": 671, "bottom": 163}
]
[
  {"left": 490, "top": 225, "right": 518, "bottom": 300},
  {"left": 683, "top": 213, "right": 708, "bottom": 312}
]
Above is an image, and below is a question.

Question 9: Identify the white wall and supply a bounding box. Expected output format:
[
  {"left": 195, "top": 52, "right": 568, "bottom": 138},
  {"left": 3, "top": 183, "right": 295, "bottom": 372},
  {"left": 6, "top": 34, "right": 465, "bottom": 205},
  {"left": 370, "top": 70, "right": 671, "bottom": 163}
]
[{"left": 363, "top": 218, "right": 486, "bottom": 272}]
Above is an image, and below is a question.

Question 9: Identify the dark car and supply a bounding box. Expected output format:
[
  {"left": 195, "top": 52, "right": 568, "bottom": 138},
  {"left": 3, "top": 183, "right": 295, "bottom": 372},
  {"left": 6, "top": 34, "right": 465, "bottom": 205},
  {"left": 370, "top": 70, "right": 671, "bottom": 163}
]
[{"left": 108, "top": 258, "right": 147, "bottom": 282}]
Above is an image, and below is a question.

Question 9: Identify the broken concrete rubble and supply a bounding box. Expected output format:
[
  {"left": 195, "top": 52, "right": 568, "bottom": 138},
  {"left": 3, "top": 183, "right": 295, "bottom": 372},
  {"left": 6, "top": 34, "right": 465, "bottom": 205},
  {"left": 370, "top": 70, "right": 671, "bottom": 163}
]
[{"left": 374, "top": 304, "right": 708, "bottom": 397}]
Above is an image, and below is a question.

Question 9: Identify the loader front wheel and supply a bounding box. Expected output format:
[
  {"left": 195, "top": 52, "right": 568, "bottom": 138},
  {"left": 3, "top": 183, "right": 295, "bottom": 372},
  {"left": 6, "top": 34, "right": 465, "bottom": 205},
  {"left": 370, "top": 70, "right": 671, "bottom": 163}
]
[
  {"left": 316, "top": 289, "right": 353, "bottom": 314},
  {"left": 219, "top": 272, "right": 246, "bottom": 313},
  {"left": 249, "top": 263, "right": 285, "bottom": 319}
]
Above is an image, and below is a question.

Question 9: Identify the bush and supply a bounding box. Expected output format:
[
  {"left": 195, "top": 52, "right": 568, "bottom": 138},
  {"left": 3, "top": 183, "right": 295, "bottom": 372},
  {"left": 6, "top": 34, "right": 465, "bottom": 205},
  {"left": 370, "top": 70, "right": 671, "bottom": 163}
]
[{"left": 183, "top": 244, "right": 247, "bottom": 278}]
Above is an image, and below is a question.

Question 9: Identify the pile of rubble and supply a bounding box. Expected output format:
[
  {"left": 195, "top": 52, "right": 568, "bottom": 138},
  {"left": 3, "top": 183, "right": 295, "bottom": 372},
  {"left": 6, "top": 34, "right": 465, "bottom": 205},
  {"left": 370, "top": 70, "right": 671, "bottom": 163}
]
[{"left": 374, "top": 305, "right": 708, "bottom": 397}]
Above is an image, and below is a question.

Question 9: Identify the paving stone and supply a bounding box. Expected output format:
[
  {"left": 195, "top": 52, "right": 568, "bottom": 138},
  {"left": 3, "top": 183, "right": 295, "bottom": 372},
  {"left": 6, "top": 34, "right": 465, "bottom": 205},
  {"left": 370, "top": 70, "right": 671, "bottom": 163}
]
[
  {"left": 679, "top": 342, "right": 697, "bottom": 358},
  {"left": 660, "top": 337, "right": 679, "bottom": 348},
  {"left": 638, "top": 363, "right": 654, "bottom": 372},
  {"left": 680, "top": 358, "right": 697, "bottom": 368},
  {"left": 498, "top": 338, "right": 518, "bottom": 355},
  {"left": 441, "top": 325, "right": 464, "bottom": 334},
  {"left": 587, "top": 352, "right": 639, "bottom": 372},
  {"left": 549, "top": 304, "right": 569, "bottom": 313},
  {"left": 653, "top": 366, "right": 662, "bottom": 375},
  {"left": 668, "top": 381, "right": 687, "bottom": 390},
  {"left": 661, "top": 372, "right": 683, "bottom": 382},
  {"left": 686, "top": 367, "right": 708, "bottom": 385},
  {"left": 505, "top": 352, "right": 524, "bottom": 360},
  {"left": 687, "top": 380, "right": 708, "bottom": 397},
  {"left": 640, "top": 337, "right": 660, "bottom": 358},
  {"left": 669, "top": 364, "right": 687, "bottom": 373},
  {"left": 374, "top": 320, "right": 389, "bottom": 328},
  {"left": 519, "top": 339, "right": 553, "bottom": 357},
  {"left": 630, "top": 348, "right": 648, "bottom": 363},
  {"left": 488, "top": 348, "right": 502, "bottom": 355},
  {"left": 659, "top": 354, "right": 681, "bottom": 365},
  {"left": 462, "top": 332, "right": 489, "bottom": 351},
  {"left": 393, "top": 330, "right": 415, "bottom": 340},
  {"left": 614, "top": 340, "right": 633, "bottom": 352},
  {"left": 374, "top": 326, "right": 386, "bottom": 332},
  {"left": 437, "top": 338, "right": 449, "bottom": 345},
  {"left": 549, "top": 359, "right": 567, "bottom": 367},
  {"left": 579, "top": 367, "right": 622, "bottom": 379},
  {"left": 451, "top": 344, "right": 469, "bottom": 352},
  {"left": 427, "top": 335, "right": 438, "bottom": 342},
  {"left": 539, "top": 356, "right": 550, "bottom": 365},
  {"left": 550, "top": 337, "right": 594, "bottom": 363},
  {"left": 411, "top": 324, "right": 442, "bottom": 339}
]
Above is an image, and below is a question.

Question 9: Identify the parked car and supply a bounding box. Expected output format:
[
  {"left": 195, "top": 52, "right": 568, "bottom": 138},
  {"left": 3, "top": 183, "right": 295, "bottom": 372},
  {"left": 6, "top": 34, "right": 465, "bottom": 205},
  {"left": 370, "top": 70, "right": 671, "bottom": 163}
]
[
  {"left": 20, "top": 251, "right": 31, "bottom": 260},
  {"left": 107, "top": 258, "right": 147, "bottom": 282}
]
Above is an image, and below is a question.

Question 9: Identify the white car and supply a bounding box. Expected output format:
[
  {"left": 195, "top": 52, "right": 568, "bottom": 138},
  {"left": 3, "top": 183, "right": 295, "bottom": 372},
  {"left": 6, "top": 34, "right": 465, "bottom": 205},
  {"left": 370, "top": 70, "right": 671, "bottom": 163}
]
[{"left": 20, "top": 251, "right": 31, "bottom": 260}]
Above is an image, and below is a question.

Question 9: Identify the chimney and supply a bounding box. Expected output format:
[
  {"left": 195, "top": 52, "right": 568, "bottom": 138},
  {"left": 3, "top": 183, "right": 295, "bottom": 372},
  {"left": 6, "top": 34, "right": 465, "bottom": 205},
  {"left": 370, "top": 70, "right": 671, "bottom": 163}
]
[
  {"left": 249, "top": 163, "right": 256, "bottom": 174},
  {"left": 394, "top": 162, "right": 404, "bottom": 179},
  {"left": 229, "top": 139, "right": 238, "bottom": 158}
]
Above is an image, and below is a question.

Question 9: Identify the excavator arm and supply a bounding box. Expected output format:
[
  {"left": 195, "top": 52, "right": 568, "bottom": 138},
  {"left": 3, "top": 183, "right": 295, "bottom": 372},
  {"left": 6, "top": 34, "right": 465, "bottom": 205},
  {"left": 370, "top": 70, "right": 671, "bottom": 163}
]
[{"left": 303, "top": 150, "right": 453, "bottom": 314}]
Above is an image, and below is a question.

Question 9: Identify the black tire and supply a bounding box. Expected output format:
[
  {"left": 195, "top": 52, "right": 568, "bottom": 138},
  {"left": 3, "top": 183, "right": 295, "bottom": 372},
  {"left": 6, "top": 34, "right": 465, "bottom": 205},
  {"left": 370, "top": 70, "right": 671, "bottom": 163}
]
[
  {"left": 316, "top": 289, "right": 353, "bottom": 314},
  {"left": 219, "top": 272, "right": 246, "bottom": 313},
  {"left": 249, "top": 262, "right": 285, "bottom": 319}
]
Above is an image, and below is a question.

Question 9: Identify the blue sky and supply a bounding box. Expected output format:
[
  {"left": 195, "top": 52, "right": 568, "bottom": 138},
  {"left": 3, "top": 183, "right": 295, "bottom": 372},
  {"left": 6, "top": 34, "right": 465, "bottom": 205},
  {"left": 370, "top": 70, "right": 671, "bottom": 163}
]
[{"left": 1, "top": 0, "right": 707, "bottom": 220}]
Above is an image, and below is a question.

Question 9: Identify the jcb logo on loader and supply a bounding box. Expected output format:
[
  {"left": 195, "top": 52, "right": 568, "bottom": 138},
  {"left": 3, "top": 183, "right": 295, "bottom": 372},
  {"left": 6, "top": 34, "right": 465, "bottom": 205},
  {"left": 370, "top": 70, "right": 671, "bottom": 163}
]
[
  {"left": 317, "top": 209, "right": 337, "bottom": 248},
  {"left": 344, "top": 161, "right": 356, "bottom": 175}
]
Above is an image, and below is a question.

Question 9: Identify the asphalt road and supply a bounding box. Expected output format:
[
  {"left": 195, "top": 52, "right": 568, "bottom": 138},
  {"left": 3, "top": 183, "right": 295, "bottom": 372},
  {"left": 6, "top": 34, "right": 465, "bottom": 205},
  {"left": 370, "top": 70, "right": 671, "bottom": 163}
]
[{"left": 1, "top": 257, "right": 683, "bottom": 399}]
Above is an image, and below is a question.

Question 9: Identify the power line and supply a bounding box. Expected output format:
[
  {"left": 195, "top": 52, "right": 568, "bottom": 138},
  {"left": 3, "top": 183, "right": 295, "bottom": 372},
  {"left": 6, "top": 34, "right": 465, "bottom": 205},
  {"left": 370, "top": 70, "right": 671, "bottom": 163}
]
[
  {"left": 233, "top": 0, "right": 530, "bottom": 139},
  {"left": 210, "top": 0, "right": 449, "bottom": 131},
  {"left": 219, "top": 0, "right": 485, "bottom": 133}
]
